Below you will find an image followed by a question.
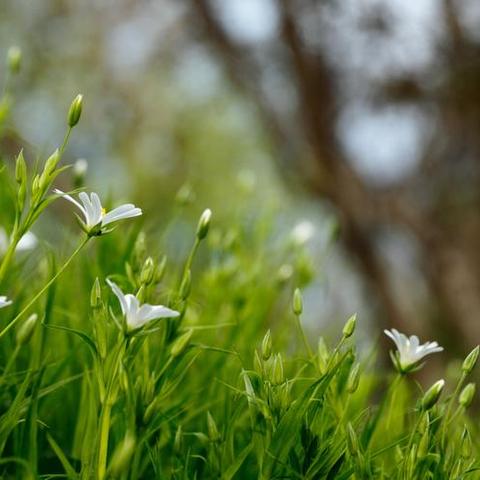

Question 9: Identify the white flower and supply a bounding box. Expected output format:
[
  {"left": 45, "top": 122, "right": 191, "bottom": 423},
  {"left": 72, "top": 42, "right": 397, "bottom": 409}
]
[
  {"left": 0, "top": 296, "right": 12, "bottom": 309},
  {"left": 107, "top": 279, "right": 179, "bottom": 332},
  {"left": 54, "top": 189, "right": 142, "bottom": 235},
  {"left": 384, "top": 328, "right": 443, "bottom": 373},
  {"left": 0, "top": 228, "right": 37, "bottom": 255}
]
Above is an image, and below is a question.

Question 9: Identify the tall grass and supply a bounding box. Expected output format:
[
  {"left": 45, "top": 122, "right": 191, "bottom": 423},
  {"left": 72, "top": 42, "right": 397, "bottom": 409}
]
[{"left": 0, "top": 47, "right": 479, "bottom": 479}]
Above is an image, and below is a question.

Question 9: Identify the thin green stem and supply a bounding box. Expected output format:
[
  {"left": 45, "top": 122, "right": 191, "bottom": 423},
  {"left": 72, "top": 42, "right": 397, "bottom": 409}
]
[
  {"left": 0, "top": 236, "right": 90, "bottom": 341},
  {"left": 294, "top": 313, "right": 313, "bottom": 358}
]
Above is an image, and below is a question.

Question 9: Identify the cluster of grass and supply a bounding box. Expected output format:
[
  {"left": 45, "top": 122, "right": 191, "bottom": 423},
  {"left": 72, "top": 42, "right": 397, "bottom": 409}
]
[{"left": 1, "top": 47, "right": 480, "bottom": 480}]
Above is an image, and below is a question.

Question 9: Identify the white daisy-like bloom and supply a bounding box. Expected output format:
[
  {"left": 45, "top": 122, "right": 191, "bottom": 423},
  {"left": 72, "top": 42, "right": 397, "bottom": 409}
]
[
  {"left": 384, "top": 328, "right": 443, "bottom": 373},
  {"left": 107, "top": 279, "right": 179, "bottom": 332},
  {"left": 0, "top": 296, "right": 12, "bottom": 309},
  {"left": 0, "top": 228, "right": 37, "bottom": 254},
  {"left": 54, "top": 189, "right": 142, "bottom": 235}
]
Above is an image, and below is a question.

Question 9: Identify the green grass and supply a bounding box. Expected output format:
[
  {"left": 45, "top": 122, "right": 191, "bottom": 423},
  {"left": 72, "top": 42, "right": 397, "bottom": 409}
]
[{"left": 0, "top": 47, "right": 480, "bottom": 480}]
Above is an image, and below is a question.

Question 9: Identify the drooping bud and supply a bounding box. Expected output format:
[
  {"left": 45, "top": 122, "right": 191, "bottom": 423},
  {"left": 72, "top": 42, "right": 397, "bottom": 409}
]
[
  {"left": 459, "top": 383, "right": 475, "bottom": 408},
  {"left": 16, "top": 313, "right": 38, "bottom": 345},
  {"left": 342, "top": 314, "right": 356, "bottom": 338},
  {"left": 196, "top": 208, "right": 212, "bottom": 240},
  {"left": 292, "top": 288, "right": 303, "bottom": 316},
  {"left": 68, "top": 94, "right": 83, "bottom": 127},
  {"left": 347, "top": 363, "right": 360, "bottom": 394},
  {"left": 261, "top": 330, "right": 272, "bottom": 361},
  {"left": 207, "top": 412, "right": 221, "bottom": 442},
  {"left": 462, "top": 346, "right": 479, "bottom": 375},
  {"left": 108, "top": 432, "right": 136, "bottom": 477},
  {"left": 140, "top": 257, "right": 155, "bottom": 285},
  {"left": 170, "top": 329, "right": 193, "bottom": 357},
  {"left": 7, "top": 46, "right": 21, "bottom": 74},
  {"left": 421, "top": 379, "right": 445, "bottom": 411}
]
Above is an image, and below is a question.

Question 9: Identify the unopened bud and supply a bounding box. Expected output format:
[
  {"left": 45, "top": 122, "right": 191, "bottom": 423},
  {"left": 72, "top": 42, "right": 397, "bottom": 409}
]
[
  {"left": 462, "top": 346, "right": 479, "bottom": 375},
  {"left": 16, "top": 313, "right": 38, "bottom": 345},
  {"left": 174, "top": 425, "right": 183, "bottom": 454},
  {"left": 140, "top": 257, "right": 155, "bottom": 285},
  {"left": 42, "top": 149, "right": 60, "bottom": 179},
  {"left": 346, "top": 423, "right": 359, "bottom": 455},
  {"left": 170, "top": 329, "right": 193, "bottom": 357},
  {"left": 343, "top": 314, "right": 356, "bottom": 338},
  {"left": 7, "top": 46, "right": 21, "bottom": 74},
  {"left": 90, "top": 278, "right": 102, "bottom": 309},
  {"left": 261, "top": 330, "right": 272, "bottom": 361},
  {"left": 459, "top": 383, "right": 475, "bottom": 408},
  {"left": 196, "top": 208, "right": 212, "bottom": 240},
  {"left": 108, "top": 432, "right": 136, "bottom": 477},
  {"left": 461, "top": 428, "right": 472, "bottom": 459},
  {"left": 175, "top": 184, "right": 194, "bottom": 206},
  {"left": 417, "top": 428, "right": 429, "bottom": 459},
  {"left": 15, "top": 150, "right": 26, "bottom": 184},
  {"left": 293, "top": 288, "right": 303, "bottom": 315},
  {"left": 271, "top": 354, "right": 284, "bottom": 385},
  {"left": 317, "top": 337, "right": 329, "bottom": 374},
  {"left": 68, "top": 94, "right": 83, "bottom": 127},
  {"left": 421, "top": 379, "right": 445, "bottom": 411},
  {"left": 347, "top": 363, "right": 360, "bottom": 394},
  {"left": 207, "top": 412, "right": 221, "bottom": 442}
]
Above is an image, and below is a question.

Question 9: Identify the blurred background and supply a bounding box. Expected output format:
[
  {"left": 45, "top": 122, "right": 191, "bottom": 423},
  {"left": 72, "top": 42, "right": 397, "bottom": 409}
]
[{"left": 1, "top": 0, "right": 480, "bottom": 357}]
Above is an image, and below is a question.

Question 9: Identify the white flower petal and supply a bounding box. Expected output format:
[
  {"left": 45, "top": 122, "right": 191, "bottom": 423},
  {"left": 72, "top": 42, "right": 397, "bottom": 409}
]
[
  {"left": 54, "top": 189, "right": 87, "bottom": 221},
  {"left": 102, "top": 205, "right": 142, "bottom": 226},
  {"left": 106, "top": 279, "right": 129, "bottom": 315}
]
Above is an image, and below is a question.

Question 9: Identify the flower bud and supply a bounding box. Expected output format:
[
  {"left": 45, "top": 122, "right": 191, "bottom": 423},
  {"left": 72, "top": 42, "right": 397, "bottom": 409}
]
[
  {"left": 317, "top": 337, "right": 329, "bottom": 374},
  {"left": 346, "top": 423, "right": 359, "bottom": 455},
  {"left": 271, "top": 353, "right": 284, "bottom": 385},
  {"left": 174, "top": 425, "right": 183, "bottom": 454},
  {"left": 421, "top": 379, "right": 445, "bottom": 411},
  {"left": 347, "top": 363, "right": 360, "bottom": 394},
  {"left": 207, "top": 412, "right": 221, "bottom": 442},
  {"left": 462, "top": 346, "right": 479, "bottom": 375},
  {"left": 108, "top": 432, "right": 136, "bottom": 478},
  {"left": 140, "top": 257, "right": 155, "bottom": 285},
  {"left": 68, "top": 94, "right": 83, "bottom": 127},
  {"left": 7, "top": 46, "right": 21, "bottom": 74},
  {"left": 196, "top": 208, "right": 212, "bottom": 240},
  {"left": 175, "top": 184, "right": 194, "bottom": 206},
  {"left": 417, "top": 427, "right": 429, "bottom": 458},
  {"left": 16, "top": 313, "right": 38, "bottom": 345},
  {"left": 90, "top": 277, "right": 102, "bottom": 309},
  {"left": 461, "top": 428, "right": 472, "bottom": 459},
  {"left": 15, "top": 150, "right": 26, "bottom": 184},
  {"left": 342, "top": 314, "right": 356, "bottom": 338},
  {"left": 170, "top": 329, "right": 193, "bottom": 357},
  {"left": 42, "top": 149, "right": 60, "bottom": 179},
  {"left": 261, "top": 330, "right": 272, "bottom": 361},
  {"left": 459, "top": 383, "right": 475, "bottom": 408},
  {"left": 292, "top": 288, "right": 303, "bottom": 315}
]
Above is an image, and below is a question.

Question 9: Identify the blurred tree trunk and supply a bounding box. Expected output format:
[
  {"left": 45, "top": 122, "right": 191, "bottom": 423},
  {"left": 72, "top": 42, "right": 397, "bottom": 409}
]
[{"left": 190, "top": 0, "right": 480, "bottom": 354}]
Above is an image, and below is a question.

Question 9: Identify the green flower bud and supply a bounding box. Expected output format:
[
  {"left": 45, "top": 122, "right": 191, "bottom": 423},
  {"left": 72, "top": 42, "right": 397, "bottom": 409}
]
[
  {"left": 15, "top": 150, "right": 26, "bottom": 184},
  {"left": 108, "top": 432, "right": 136, "bottom": 478},
  {"left": 462, "top": 346, "right": 479, "bottom": 375},
  {"left": 140, "top": 257, "right": 155, "bottom": 285},
  {"left": 196, "top": 208, "right": 212, "bottom": 240},
  {"left": 170, "top": 329, "right": 193, "bottom": 357},
  {"left": 16, "top": 313, "right": 38, "bottom": 345},
  {"left": 90, "top": 277, "right": 102, "bottom": 309},
  {"left": 41, "top": 149, "right": 60, "bottom": 182},
  {"left": 207, "top": 412, "right": 221, "bottom": 442},
  {"left": 346, "top": 423, "right": 359, "bottom": 455},
  {"left": 347, "top": 363, "right": 360, "bottom": 394},
  {"left": 175, "top": 184, "right": 194, "bottom": 206},
  {"left": 461, "top": 428, "right": 472, "bottom": 459},
  {"left": 317, "top": 337, "right": 329, "bottom": 374},
  {"left": 261, "top": 329, "right": 272, "bottom": 361},
  {"left": 174, "top": 425, "right": 183, "bottom": 454},
  {"left": 293, "top": 288, "right": 303, "bottom": 315},
  {"left": 68, "top": 94, "right": 83, "bottom": 127},
  {"left": 7, "top": 46, "right": 21, "bottom": 74},
  {"left": 459, "top": 383, "right": 475, "bottom": 408},
  {"left": 271, "top": 353, "right": 284, "bottom": 385},
  {"left": 417, "top": 427, "right": 429, "bottom": 459},
  {"left": 421, "top": 379, "right": 445, "bottom": 411},
  {"left": 343, "top": 314, "right": 356, "bottom": 338}
]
